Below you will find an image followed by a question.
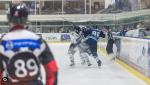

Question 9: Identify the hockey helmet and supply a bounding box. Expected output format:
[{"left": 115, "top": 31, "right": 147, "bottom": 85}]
[
  {"left": 79, "top": 25, "right": 86, "bottom": 29},
  {"left": 73, "top": 25, "right": 81, "bottom": 34},
  {"left": 7, "top": 3, "right": 28, "bottom": 24},
  {"left": 78, "top": 25, "right": 87, "bottom": 31}
]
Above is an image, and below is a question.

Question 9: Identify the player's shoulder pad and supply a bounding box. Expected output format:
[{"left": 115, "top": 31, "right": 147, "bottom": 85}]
[{"left": 2, "top": 30, "right": 40, "bottom": 40}]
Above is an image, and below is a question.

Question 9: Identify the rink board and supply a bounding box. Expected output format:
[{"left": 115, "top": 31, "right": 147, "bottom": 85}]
[{"left": 114, "top": 37, "right": 150, "bottom": 78}]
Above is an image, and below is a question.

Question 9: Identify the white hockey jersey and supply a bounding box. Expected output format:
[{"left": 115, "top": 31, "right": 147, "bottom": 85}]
[{"left": 70, "top": 31, "right": 82, "bottom": 44}]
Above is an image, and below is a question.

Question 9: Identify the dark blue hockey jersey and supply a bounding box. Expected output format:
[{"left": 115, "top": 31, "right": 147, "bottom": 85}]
[{"left": 83, "top": 28, "right": 105, "bottom": 42}]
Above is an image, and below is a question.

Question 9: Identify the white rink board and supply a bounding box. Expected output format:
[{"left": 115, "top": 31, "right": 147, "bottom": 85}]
[
  {"left": 118, "top": 37, "right": 150, "bottom": 77},
  {"left": 120, "top": 39, "right": 148, "bottom": 70}
]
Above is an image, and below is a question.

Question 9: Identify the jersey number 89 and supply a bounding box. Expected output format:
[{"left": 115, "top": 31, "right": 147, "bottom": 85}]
[{"left": 14, "top": 59, "right": 38, "bottom": 78}]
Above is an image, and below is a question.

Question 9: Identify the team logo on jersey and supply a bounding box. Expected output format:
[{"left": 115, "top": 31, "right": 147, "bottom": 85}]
[{"left": 5, "top": 40, "right": 14, "bottom": 50}]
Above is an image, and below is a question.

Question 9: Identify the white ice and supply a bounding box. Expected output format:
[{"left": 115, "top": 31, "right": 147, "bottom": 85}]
[{"left": 43, "top": 43, "right": 147, "bottom": 85}]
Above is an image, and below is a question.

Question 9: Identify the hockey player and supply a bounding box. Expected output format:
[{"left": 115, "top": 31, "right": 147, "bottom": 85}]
[
  {"left": 68, "top": 25, "right": 91, "bottom": 66},
  {"left": 0, "top": 3, "right": 58, "bottom": 85},
  {"left": 105, "top": 26, "right": 115, "bottom": 61},
  {"left": 68, "top": 26, "right": 81, "bottom": 66},
  {"left": 79, "top": 25, "right": 106, "bottom": 67},
  {"left": 78, "top": 26, "right": 92, "bottom": 66}
]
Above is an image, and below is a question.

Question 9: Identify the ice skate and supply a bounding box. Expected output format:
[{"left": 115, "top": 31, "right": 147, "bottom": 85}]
[{"left": 97, "top": 60, "right": 102, "bottom": 67}]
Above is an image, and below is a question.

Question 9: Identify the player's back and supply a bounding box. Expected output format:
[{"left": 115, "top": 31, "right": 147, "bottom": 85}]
[
  {"left": 86, "top": 28, "right": 105, "bottom": 42},
  {"left": 0, "top": 30, "right": 44, "bottom": 85}
]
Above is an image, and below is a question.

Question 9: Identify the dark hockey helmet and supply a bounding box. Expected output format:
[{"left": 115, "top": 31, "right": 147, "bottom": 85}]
[
  {"left": 73, "top": 25, "right": 81, "bottom": 34},
  {"left": 79, "top": 25, "right": 87, "bottom": 32},
  {"left": 7, "top": 3, "right": 28, "bottom": 24}
]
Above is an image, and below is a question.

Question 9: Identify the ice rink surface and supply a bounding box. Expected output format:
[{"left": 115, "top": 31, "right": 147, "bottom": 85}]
[{"left": 47, "top": 43, "right": 147, "bottom": 85}]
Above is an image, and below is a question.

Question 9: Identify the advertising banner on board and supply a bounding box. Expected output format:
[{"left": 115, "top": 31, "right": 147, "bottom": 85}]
[{"left": 119, "top": 37, "right": 149, "bottom": 77}]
